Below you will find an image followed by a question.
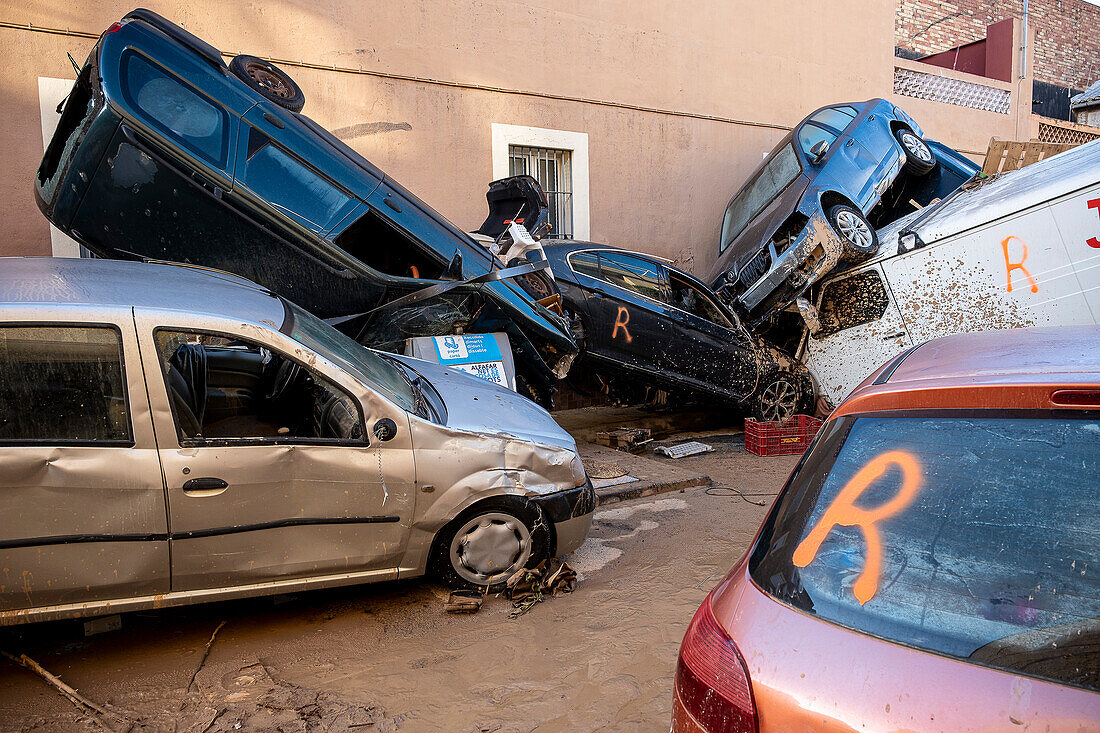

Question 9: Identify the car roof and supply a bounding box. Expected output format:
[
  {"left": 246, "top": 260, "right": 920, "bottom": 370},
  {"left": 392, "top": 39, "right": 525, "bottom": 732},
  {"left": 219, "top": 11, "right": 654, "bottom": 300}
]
[
  {"left": 835, "top": 325, "right": 1100, "bottom": 416},
  {"left": 0, "top": 257, "right": 287, "bottom": 326}
]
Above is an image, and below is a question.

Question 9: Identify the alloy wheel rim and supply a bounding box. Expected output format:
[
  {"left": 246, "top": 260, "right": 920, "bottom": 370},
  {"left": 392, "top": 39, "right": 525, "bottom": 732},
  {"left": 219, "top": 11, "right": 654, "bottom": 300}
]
[
  {"left": 450, "top": 513, "right": 532, "bottom": 585},
  {"left": 900, "top": 131, "right": 933, "bottom": 162},
  {"left": 760, "top": 379, "right": 798, "bottom": 422},
  {"left": 835, "top": 210, "right": 872, "bottom": 248}
]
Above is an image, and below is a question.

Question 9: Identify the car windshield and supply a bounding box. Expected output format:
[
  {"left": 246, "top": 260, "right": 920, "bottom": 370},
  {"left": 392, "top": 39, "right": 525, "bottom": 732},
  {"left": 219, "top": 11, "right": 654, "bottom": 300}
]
[
  {"left": 750, "top": 413, "right": 1100, "bottom": 692},
  {"left": 282, "top": 301, "right": 418, "bottom": 414},
  {"left": 720, "top": 144, "right": 800, "bottom": 253}
]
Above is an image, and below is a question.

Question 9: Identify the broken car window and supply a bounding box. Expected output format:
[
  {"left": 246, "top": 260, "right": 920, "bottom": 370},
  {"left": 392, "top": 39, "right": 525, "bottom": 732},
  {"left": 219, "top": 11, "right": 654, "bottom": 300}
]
[
  {"left": 123, "top": 52, "right": 228, "bottom": 166},
  {"left": 0, "top": 326, "right": 130, "bottom": 443},
  {"left": 155, "top": 330, "right": 364, "bottom": 444},
  {"left": 667, "top": 272, "right": 733, "bottom": 328},
  {"left": 597, "top": 253, "right": 665, "bottom": 301},
  {"left": 720, "top": 144, "right": 801, "bottom": 253},
  {"left": 815, "top": 269, "right": 890, "bottom": 338},
  {"left": 750, "top": 414, "right": 1100, "bottom": 692}
]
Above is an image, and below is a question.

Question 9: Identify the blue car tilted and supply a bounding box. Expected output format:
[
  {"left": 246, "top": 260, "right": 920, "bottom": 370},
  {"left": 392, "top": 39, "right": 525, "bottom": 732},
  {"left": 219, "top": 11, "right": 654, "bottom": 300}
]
[{"left": 706, "top": 99, "right": 980, "bottom": 325}]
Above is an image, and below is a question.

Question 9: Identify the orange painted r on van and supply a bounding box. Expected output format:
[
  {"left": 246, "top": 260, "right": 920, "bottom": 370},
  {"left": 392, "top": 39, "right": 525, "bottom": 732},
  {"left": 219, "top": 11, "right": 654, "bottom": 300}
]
[
  {"left": 1001, "top": 236, "right": 1039, "bottom": 294},
  {"left": 792, "top": 450, "right": 923, "bottom": 605}
]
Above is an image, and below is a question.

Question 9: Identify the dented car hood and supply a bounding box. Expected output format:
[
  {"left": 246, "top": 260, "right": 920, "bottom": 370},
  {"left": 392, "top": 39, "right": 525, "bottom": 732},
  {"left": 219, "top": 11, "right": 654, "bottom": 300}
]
[{"left": 393, "top": 355, "right": 576, "bottom": 452}]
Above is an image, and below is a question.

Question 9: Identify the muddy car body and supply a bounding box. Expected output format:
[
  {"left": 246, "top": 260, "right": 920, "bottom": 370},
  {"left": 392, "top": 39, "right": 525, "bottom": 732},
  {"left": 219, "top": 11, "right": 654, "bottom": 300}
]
[
  {"left": 543, "top": 242, "right": 815, "bottom": 420},
  {"left": 674, "top": 325, "right": 1100, "bottom": 732},
  {"left": 0, "top": 257, "right": 594, "bottom": 625},
  {"left": 34, "top": 9, "right": 576, "bottom": 406},
  {"left": 707, "top": 99, "right": 980, "bottom": 325},
  {"left": 803, "top": 138, "right": 1100, "bottom": 405}
]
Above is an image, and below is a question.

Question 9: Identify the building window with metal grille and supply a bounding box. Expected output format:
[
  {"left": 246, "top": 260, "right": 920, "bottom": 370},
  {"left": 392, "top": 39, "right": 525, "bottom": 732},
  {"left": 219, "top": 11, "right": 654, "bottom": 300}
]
[{"left": 508, "top": 145, "right": 573, "bottom": 239}]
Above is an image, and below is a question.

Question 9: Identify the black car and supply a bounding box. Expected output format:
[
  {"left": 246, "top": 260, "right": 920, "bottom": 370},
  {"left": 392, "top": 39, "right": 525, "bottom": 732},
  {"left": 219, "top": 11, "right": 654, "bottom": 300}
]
[
  {"left": 543, "top": 242, "right": 815, "bottom": 420},
  {"left": 35, "top": 9, "right": 575, "bottom": 405}
]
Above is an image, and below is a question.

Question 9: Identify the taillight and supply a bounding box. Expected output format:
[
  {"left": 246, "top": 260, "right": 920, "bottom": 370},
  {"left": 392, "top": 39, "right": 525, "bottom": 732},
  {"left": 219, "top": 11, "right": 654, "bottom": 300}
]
[
  {"left": 1051, "top": 389, "right": 1100, "bottom": 407},
  {"left": 104, "top": 20, "right": 129, "bottom": 34},
  {"left": 675, "top": 598, "right": 757, "bottom": 733}
]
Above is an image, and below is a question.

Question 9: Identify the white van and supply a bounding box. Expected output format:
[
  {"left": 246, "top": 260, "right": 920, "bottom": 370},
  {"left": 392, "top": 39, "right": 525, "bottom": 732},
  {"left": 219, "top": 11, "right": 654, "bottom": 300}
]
[{"left": 802, "top": 139, "right": 1100, "bottom": 405}]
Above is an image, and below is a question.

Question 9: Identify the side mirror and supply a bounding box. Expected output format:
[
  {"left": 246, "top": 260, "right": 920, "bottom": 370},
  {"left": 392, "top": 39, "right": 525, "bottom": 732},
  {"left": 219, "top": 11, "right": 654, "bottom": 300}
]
[{"left": 809, "top": 139, "right": 830, "bottom": 163}]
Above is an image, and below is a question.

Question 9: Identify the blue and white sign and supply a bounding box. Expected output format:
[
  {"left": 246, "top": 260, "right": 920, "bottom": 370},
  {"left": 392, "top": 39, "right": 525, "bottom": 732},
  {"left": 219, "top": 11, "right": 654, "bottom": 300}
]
[{"left": 431, "top": 334, "right": 510, "bottom": 388}]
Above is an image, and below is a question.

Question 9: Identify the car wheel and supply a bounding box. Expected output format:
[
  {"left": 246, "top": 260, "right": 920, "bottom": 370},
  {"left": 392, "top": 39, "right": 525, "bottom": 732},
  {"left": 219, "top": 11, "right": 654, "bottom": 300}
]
[
  {"left": 230, "top": 55, "right": 306, "bottom": 112},
  {"left": 751, "top": 371, "right": 803, "bottom": 423},
  {"left": 507, "top": 257, "right": 559, "bottom": 301},
  {"left": 826, "top": 204, "right": 879, "bottom": 263},
  {"left": 430, "top": 498, "right": 550, "bottom": 591},
  {"left": 894, "top": 128, "right": 937, "bottom": 175}
]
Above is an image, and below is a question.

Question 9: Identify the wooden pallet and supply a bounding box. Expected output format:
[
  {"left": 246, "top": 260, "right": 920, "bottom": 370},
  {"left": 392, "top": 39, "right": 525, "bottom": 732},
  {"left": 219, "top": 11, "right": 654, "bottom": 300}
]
[{"left": 982, "top": 138, "right": 1076, "bottom": 175}]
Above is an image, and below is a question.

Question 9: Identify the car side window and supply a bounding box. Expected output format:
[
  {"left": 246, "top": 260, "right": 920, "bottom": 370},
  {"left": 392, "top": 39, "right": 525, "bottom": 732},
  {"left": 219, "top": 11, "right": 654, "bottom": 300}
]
[
  {"left": 809, "top": 106, "right": 858, "bottom": 132},
  {"left": 597, "top": 253, "right": 666, "bottom": 301},
  {"left": 720, "top": 144, "right": 801, "bottom": 252},
  {"left": 815, "top": 269, "right": 890, "bottom": 338},
  {"left": 568, "top": 251, "right": 601, "bottom": 278},
  {"left": 237, "top": 127, "right": 351, "bottom": 233},
  {"left": 123, "top": 52, "right": 229, "bottom": 167},
  {"left": 0, "top": 326, "right": 131, "bottom": 443},
  {"left": 797, "top": 123, "right": 839, "bottom": 158},
  {"left": 154, "top": 330, "right": 364, "bottom": 445},
  {"left": 667, "top": 273, "right": 733, "bottom": 328}
]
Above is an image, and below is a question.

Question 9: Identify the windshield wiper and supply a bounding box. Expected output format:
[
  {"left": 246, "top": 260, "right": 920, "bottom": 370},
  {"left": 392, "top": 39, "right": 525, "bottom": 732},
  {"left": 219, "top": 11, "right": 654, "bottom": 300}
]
[{"left": 382, "top": 355, "right": 430, "bottom": 419}]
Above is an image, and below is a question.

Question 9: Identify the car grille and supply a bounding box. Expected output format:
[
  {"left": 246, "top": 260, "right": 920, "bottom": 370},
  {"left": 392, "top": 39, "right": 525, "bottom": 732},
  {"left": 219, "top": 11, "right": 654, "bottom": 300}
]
[{"left": 739, "top": 249, "right": 771, "bottom": 288}]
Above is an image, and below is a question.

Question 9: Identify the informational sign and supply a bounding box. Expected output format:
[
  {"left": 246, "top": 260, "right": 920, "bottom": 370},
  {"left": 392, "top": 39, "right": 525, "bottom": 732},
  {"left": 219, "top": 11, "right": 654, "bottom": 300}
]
[{"left": 429, "top": 333, "right": 512, "bottom": 389}]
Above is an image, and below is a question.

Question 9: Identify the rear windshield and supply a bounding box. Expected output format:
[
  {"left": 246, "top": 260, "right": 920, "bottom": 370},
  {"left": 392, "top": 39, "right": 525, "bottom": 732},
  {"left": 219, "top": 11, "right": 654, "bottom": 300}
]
[{"left": 750, "top": 413, "right": 1099, "bottom": 692}]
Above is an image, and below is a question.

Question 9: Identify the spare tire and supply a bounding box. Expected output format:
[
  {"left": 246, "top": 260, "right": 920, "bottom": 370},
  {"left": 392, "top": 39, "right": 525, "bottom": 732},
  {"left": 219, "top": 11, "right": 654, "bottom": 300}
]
[{"left": 230, "top": 55, "right": 305, "bottom": 112}]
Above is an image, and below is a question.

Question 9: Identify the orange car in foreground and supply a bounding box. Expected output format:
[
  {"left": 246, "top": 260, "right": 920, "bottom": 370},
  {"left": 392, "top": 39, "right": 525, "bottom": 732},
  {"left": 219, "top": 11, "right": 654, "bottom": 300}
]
[{"left": 673, "top": 325, "right": 1100, "bottom": 732}]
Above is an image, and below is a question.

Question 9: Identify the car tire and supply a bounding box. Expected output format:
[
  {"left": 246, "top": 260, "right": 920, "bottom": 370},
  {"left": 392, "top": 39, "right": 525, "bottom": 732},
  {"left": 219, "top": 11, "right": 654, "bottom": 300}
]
[
  {"left": 230, "top": 55, "right": 306, "bottom": 112},
  {"left": 430, "top": 497, "right": 550, "bottom": 592},
  {"left": 826, "top": 204, "right": 879, "bottom": 263},
  {"left": 507, "top": 257, "right": 559, "bottom": 302},
  {"left": 894, "top": 128, "right": 937, "bottom": 175},
  {"left": 751, "top": 370, "right": 805, "bottom": 423}
]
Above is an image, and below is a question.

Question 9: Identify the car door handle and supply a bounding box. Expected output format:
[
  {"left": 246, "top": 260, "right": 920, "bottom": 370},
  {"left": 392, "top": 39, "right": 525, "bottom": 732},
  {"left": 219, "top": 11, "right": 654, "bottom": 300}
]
[
  {"left": 384, "top": 197, "right": 402, "bottom": 213},
  {"left": 589, "top": 290, "right": 604, "bottom": 299},
  {"left": 182, "top": 477, "right": 229, "bottom": 496},
  {"left": 846, "top": 139, "right": 854, "bottom": 147},
  {"left": 262, "top": 112, "right": 285, "bottom": 129}
]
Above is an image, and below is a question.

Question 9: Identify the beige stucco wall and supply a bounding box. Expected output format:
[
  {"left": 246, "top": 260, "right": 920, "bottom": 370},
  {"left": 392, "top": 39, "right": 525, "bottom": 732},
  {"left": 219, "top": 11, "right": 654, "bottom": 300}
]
[{"left": 0, "top": 1, "right": 1037, "bottom": 277}]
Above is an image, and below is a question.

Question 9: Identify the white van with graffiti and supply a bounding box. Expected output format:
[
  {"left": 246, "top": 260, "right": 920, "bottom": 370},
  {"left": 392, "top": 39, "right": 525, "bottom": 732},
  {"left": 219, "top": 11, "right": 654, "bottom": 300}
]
[{"left": 801, "top": 139, "right": 1100, "bottom": 405}]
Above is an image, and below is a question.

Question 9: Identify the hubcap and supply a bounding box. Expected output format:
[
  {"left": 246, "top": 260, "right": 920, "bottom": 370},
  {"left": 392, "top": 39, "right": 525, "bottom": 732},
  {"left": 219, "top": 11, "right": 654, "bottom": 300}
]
[
  {"left": 245, "top": 62, "right": 292, "bottom": 99},
  {"left": 449, "top": 512, "right": 532, "bottom": 585},
  {"left": 900, "top": 131, "right": 933, "bottom": 162},
  {"left": 835, "top": 210, "right": 872, "bottom": 248},
  {"left": 760, "top": 378, "right": 798, "bottom": 422}
]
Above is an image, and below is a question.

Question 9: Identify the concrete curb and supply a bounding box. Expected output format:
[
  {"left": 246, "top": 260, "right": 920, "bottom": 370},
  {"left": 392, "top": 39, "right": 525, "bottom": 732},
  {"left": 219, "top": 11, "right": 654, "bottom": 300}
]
[{"left": 595, "top": 474, "right": 712, "bottom": 505}]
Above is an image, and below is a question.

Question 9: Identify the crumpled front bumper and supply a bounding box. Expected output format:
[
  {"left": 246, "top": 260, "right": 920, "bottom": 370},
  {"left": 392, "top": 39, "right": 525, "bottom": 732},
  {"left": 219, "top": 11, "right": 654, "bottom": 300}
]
[
  {"left": 531, "top": 477, "right": 596, "bottom": 556},
  {"left": 739, "top": 209, "right": 841, "bottom": 312}
]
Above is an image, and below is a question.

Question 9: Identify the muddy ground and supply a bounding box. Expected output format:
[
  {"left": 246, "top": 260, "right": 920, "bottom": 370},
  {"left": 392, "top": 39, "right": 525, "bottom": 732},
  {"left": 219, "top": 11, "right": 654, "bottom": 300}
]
[{"left": 0, "top": 439, "right": 799, "bottom": 733}]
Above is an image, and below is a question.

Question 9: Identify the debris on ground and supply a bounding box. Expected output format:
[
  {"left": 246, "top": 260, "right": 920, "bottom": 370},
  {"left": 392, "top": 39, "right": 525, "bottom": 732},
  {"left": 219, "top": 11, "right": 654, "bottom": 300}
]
[
  {"left": 444, "top": 588, "right": 488, "bottom": 614},
  {"left": 587, "top": 460, "right": 639, "bottom": 489},
  {"left": 1, "top": 650, "right": 130, "bottom": 732},
  {"left": 505, "top": 560, "right": 577, "bottom": 618},
  {"left": 595, "top": 427, "right": 652, "bottom": 452},
  {"left": 654, "top": 441, "right": 714, "bottom": 459}
]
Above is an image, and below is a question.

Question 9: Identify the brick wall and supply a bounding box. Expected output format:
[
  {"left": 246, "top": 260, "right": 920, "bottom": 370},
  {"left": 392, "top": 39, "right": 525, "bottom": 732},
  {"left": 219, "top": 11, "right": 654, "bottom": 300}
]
[{"left": 895, "top": 0, "right": 1100, "bottom": 89}]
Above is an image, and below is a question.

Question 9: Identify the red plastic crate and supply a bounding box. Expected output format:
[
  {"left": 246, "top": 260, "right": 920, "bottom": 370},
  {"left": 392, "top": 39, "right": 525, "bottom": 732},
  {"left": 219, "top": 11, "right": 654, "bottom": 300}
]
[{"left": 744, "top": 415, "right": 822, "bottom": 456}]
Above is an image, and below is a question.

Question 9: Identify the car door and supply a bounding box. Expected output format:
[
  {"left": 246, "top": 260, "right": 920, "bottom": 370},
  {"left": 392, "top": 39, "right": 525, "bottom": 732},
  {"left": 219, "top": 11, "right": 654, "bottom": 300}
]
[
  {"left": 574, "top": 252, "right": 671, "bottom": 378},
  {"left": 661, "top": 271, "right": 761, "bottom": 400},
  {"left": 803, "top": 265, "right": 912, "bottom": 405},
  {"left": 0, "top": 310, "right": 169, "bottom": 613},
  {"left": 134, "top": 310, "right": 416, "bottom": 592}
]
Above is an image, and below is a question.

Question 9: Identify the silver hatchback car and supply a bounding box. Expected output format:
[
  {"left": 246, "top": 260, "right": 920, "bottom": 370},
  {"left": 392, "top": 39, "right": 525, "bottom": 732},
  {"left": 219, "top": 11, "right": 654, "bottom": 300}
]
[{"left": 0, "top": 258, "right": 594, "bottom": 624}]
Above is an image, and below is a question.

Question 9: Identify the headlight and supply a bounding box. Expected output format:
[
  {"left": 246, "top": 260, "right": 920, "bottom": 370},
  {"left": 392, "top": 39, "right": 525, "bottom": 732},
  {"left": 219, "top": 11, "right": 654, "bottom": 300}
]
[{"left": 570, "top": 453, "right": 587, "bottom": 488}]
